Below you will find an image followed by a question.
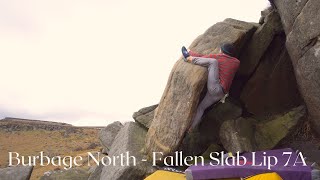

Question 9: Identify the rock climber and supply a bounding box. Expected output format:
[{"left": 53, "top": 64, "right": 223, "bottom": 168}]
[{"left": 181, "top": 43, "right": 240, "bottom": 133}]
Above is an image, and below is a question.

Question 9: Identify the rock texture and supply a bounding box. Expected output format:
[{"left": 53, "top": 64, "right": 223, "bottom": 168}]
[
  {"left": 241, "top": 33, "right": 303, "bottom": 116},
  {"left": 178, "top": 98, "right": 242, "bottom": 156},
  {"left": 100, "top": 122, "right": 156, "bottom": 180},
  {"left": 272, "top": 0, "right": 320, "bottom": 134},
  {"left": 238, "top": 10, "right": 283, "bottom": 77},
  {"left": 144, "top": 18, "right": 257, "bottom": 160},
  {"left": 132, "top": 105, "right": 158, "bottom": 129},
  {"left": 0, "top": 166, "right": 33, "bottom": 180},
  {"left": 220, "top": 106, "right": 306, "bottom": 152},
  {"left": 255, "top": 105, "right": 306, "bottom": 150},
  {"left": 88, "top": 164, "right": 103, "bottom": 180},
  {"left": 270, "top": 0, "right": 309, "bottom": 34},
  {"left": 99, "top": 121, "right": 123, "bottom": 154},
  {"left": 220, "top": 117, "right": 257, "bottom": 153},
  {"left": 40, "top": 168, "right": 89, "bottom": 180}
]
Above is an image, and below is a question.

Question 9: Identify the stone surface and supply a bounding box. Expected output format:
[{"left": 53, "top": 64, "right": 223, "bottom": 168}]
[
  {"left": 144, "top": 18, "right": 256, "bottom": 160},
  {"left": 100, "top": 122, "right": 156, "bottom": 180},
  {"left": 178, "top": 98, "right": 242, "bottom": 156},
  {"left": 271, "top": 0, "right": 309, "bottom": 34},
  {"left": 255, "top": 106, "right": 306, "bottom": 150},
  {"left": 219, "top": 106, "right": 306, "bottom": 152},
  {"left": 238, "top": 10, "right": 283, "bottom": 77},
  {"left": 40, "top": 168, "right": 89, "bottom": 180},
  {"left": 312, "top": 169, "right": 320, "bottom": 180},
  {"left": 98, "top": 121, "right": 123, "bottom": 154},
  {"left": 88, "top": 164, "right": 103, "bottom": 180},
  {"left": 240, "top": 33, "right": 303, "bottom": 117},
  {"left": 0, "top": 166, "right": 33, "bottom": 180},
  {"left": 220, "top": 117, "right": 257, "bottom": 153},
  {"left": 132, "top": 104, "right": 158, "bottom": 129},
  {"left": 273, "top": 0, "right": 320, "bottom": 134},
  {"left": 230, "top": 10, "right": 283, "bottom": 99},
  {"left": 259, "top": 6, "right": 273, "bottom": 24},
  {"left": 201, "top": 144, "right": 224, "bottom": 160}
]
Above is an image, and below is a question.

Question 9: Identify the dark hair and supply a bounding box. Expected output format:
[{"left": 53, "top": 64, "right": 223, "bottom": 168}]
[{"left": 221, "top": 43, "right": 235, "bottom": 56}]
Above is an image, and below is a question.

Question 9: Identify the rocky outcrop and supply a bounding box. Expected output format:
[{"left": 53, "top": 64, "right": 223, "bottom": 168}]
[
  {"left": 99, "top": 121, "right": 123, "bottom": 154},
  {"left": 238, "top": 10, "right": 283, "bottom": 77},
  {"left": 0, "top": 166, "right": 33, "bottom": 180},
  {"left": 230, "top": 9, "right": 283, "bottom": 98},
  {"left": 144, "top": 18, "right": 257, "bottom": 160},
  {"left": 178, "top": 98, "right": 242, "bottom": 156},
  {"left": 220, "top": 106, "right": 306, "bottom": 152},
  {"left": 272, "top": 0, "right": 320, "bottom": 134},
  {"left": 0, "top": 117, "right": 75, "bottom": 132},
  {"left": 132, "top": 105, "right": 158, "bottom": 129},
  {"left": 100, "top": 122, "right": 157, "bottom": 180},
  {"left": 255, "top": 105, "right": 306, "bottom": 150},
  {"left": 220, "top": 117, "right": 257, "bottom": 153},
  {"left": 269, "top": 0, "right": 309, "bottom": 34},
  {"left": 240, "top": 33, "right": 303, "bottom": 116},
  {"left": 138, "top": 99, "right": 242, "bottom": 157}
]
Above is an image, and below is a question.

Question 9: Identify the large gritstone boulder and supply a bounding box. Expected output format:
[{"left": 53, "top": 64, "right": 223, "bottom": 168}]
[
  {"left": 144, "top": 18, "right": 257, "bottom": 161},
  {"left": 100, "top": 122, "right": 156, "bottom": 180},
  {"left": 99, "top": 121, "right": 123, "bottom": 154},
  {"left": 272, "top": 0, "right": 320, "bottom": 134}
]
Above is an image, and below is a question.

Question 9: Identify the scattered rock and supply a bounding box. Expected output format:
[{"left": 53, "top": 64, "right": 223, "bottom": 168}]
[
  {"left": 0, "top": 166, "right": 33, "bottom": 180},
  {"left": 219, "top": 106, "right": 306, "bottom": 152},
  {"left": 40, "top": 168, "right": 89, "bottom": 180},
  {"left": 144, "top": 18, "right": 257, "bottom": 160},
  {"left": 255, "top": 106, "right": 306, "bottom": 150},
  {"left": 100, "top": 122, "right": 157, "bottom": 180},
  {"left": 178, "top": 98, "right": 242, "bottom": 156},
  {"left": 132, "top": 104, "right": 158, "bottom": 129},
  {"left": 87, "top": 142, "right": 99, "bottom": 150},
  {"left": 99, "top": 121, "right": 123, "bottom": 154},
  {"left": 220, "top": 117, "right": 257, "bottom": 153}
]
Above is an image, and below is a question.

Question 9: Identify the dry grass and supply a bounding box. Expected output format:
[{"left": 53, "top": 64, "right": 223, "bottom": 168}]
[{"left": 0, "top": 128, "right": 102, "bottom": 180}]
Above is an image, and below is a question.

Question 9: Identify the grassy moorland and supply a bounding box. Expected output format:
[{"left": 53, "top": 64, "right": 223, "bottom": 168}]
[{"left": 0, "top": 118, "right": 104, "bottom": 180}]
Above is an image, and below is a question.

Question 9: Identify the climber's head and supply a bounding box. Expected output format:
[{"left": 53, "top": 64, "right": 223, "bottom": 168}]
[{"left": 220, "top": 43, "right": 235, "bottom": 57}]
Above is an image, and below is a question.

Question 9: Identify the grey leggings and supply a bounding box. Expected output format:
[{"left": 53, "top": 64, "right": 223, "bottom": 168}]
[{"left": 189, "top": 57, "right": 225, "bottom": 130}]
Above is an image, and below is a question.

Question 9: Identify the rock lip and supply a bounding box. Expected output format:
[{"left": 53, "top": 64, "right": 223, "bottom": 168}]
[{"left": 132, "top": 105, "right": 158, "bottom": 129}]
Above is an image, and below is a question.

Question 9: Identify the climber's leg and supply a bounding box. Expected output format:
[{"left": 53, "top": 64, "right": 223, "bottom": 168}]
[{"left": 188, "top": 58, "right": 224, "bottom": 132}]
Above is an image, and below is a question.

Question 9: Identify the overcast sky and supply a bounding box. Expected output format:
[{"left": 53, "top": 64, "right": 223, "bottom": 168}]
[{"left": 0, "top": 0, "right": 270, "bottom": 126}]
